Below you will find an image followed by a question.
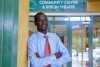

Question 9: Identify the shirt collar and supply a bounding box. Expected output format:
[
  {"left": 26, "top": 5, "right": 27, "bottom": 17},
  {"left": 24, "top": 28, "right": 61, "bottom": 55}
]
[{"left": 36, "top": 31, "right": 50, "bottom": 38}]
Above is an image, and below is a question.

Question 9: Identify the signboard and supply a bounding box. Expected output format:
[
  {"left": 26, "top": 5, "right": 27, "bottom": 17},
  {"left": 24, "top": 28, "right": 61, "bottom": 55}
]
[{"left": 30, "top": 0, "right": 86, "bottom": 12}]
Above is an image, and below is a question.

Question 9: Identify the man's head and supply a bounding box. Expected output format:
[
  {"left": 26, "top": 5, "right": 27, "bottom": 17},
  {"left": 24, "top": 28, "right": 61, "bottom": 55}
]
[{"left": 34, "top": 12, "right": 48, "bottom": 34}]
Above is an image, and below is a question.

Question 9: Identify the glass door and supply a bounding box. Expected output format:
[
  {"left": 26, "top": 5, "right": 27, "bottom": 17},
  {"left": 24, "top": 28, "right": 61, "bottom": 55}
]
[
  {"left": 71, "top": 16, "right": 92, "bottom": 67},
  {"left": 72, "top": 22, "right": 90, "bottom": 67},
  {"left": 93, "top": 16, "right": 100, "bottom": 67},
  {"left": 48, "top": 21, "right": 68, "bottom": 67},
  {"left": 48, "top": 16, "right": 92, "bottom": 67},
  {"left": 48, "top": 16, "right": 70, "bottom": 67}
]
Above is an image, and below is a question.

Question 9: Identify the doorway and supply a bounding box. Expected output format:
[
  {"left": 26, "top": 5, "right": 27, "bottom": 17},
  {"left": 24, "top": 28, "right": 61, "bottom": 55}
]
[{"left": 47, "top": 16, "right": 92, "bottom": 67}]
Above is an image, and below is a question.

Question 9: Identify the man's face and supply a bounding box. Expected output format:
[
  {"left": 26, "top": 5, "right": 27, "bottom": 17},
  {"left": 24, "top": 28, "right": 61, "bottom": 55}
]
[{"left": 35, "top": 14, "right": 48, "bottom": 32}]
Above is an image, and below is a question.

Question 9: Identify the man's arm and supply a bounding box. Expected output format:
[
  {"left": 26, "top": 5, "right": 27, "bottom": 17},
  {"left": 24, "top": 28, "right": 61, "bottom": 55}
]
[
  {"left": 28, "top": 38, "right": 56, "bottom": 67},
  {"left": 33, "top": 52, "right": 62, "bottom": 67},
  {"left": 35, "top": 52, "right": 62, "bottom": 59},
  {"left": 51, "top": 35, "right": 71, "bottom": 65}
]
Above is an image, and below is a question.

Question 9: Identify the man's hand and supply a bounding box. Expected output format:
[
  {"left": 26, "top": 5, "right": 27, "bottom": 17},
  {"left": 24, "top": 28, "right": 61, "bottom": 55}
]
[
  {"left": 35, "top": 52, "right": 40, "bottom": 58},
  {"left": 35, "top": 52, "right": 62, "bottom": 59},
  {"left": 54, "top": 52, "right": 62, "bottom": 58}
]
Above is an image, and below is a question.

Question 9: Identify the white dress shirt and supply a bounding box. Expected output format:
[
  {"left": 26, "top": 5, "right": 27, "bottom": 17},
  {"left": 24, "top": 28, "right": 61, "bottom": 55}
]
[{"left": 28, "top": 31, "right": 71, "bottom": 67}]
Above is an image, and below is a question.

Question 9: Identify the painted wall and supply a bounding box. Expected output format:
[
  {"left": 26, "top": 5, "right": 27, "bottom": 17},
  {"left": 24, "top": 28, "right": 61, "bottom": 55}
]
[
  {"left": 87, "top": 2, "right": 100, "bottom": 12},
  {"left": 17, "top": 0, "right": 29, "bottom": 67},
  {"left": 0, "top": 0, "right": 18, "bottom": 67}
]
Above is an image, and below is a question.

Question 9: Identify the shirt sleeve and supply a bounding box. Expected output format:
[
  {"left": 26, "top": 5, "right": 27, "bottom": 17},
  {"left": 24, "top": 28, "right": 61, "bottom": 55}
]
[
  {"left": 28, "top": 37, "right": 56, "bottom": 67},
  {"left": 52, "top": 35, "right": 72, "bottom": 65}
]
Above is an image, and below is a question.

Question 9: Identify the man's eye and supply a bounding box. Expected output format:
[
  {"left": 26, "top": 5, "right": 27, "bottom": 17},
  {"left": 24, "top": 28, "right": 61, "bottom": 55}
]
[{"left": 39, "top": 21, "right": 42, "bottom": 24}]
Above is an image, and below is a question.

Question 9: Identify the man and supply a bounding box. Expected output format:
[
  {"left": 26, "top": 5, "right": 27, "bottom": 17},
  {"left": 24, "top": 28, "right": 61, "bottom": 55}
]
[{"left": 28, "top": 12, "right": 71, "bottom": 67}]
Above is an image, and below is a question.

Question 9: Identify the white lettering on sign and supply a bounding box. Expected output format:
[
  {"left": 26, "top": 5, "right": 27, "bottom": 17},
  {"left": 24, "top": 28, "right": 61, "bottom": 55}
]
[
  {"left": 42, "top": 5, "right": 75, "bottom": 10},
  {"left": 39, "top": 1, "right": 79, "bottom": 10},
  {"left": 64, "top": 1, "right": 78, "bottom": 4},
  {"left": 30, "top": 0, "right": 83, "bottom": 11},
  {"left": 39, "top": 1, "right": 78, "bottom": 5},
  {"left": 39, "top": 1, "right": 63, "bottom": 4},
  {"left": 60, "top": 5, "right": 75, "bottom": 9},
  {"left": 42, "top": 5, "right": 59, "bottom": 9}
]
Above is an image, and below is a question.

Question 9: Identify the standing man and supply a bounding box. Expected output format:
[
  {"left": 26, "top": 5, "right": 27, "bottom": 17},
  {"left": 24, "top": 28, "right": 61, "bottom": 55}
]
[{"left": 28, "top": 12, "right": 71, "bottom": 67}]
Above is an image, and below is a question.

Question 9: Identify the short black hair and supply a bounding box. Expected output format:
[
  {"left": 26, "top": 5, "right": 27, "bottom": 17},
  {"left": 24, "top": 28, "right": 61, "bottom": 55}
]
[{"left": 34, "top": 12, "right": 47, "bottom": 23}]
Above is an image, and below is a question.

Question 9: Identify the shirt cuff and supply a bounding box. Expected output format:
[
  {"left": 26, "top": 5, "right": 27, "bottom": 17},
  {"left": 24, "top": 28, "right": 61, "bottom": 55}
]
[{"left": 52, "top": 55, "right": 56, "bottom": 60}]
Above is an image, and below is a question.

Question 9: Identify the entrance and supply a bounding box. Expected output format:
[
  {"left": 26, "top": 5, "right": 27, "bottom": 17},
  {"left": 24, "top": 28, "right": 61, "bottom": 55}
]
[{"left": 47, "top": 16, "right": 92, "bottom": 67}]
